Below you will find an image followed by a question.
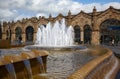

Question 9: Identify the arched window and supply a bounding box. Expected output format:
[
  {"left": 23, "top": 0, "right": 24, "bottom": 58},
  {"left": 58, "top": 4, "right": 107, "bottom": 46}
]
[
  {"left": 100, "top": 19, "right": 120, "bottom": 44},
  {"left": 84, "top": 25, "right": 92, "bottom": 44},
  {"left": 74, "top": 25, "right": 81, "bottom": 44},
  {"left": 6, "top": 30, "right": 9, "bottom": 39},
  {"left": 26, "top": 26, "right": 34, "bottom": 42},
  {"left": 15, "top": 27, "right": 22, "bottom": 41},
  {"left": 6, "top": 29, "right": 11, "bottom": 40}
]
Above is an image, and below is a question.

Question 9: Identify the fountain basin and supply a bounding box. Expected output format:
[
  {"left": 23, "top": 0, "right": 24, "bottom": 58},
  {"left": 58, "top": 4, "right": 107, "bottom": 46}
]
[
  {"left": 17, "top": 45, "right": 91, "bottom": 79},
  {"left": 0, "top": 50, "right": 49, "bottom": 79},
  {"left": 24, "top": 45, "right": 87, "bottom": 51}
]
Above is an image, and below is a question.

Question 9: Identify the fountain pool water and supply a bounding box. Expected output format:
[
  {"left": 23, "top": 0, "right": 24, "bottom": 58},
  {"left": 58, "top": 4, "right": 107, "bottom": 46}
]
[{"left": 24, "top": 18, "right": 86, "bottom": 50}]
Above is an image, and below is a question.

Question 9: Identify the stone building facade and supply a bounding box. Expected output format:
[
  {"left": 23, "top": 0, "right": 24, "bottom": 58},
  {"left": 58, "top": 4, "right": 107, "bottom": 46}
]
[{"left": 0, "top": 6, "right": 120, "bottom": 45}]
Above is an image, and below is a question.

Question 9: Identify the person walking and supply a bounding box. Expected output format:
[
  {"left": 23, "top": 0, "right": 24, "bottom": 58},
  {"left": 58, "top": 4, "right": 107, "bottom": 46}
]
[
  {"left": 112, "top": 38, "right": 114, "bottom": 46},
  {"left": 18, "top": 36, "right": 22, "bottom": 44}
]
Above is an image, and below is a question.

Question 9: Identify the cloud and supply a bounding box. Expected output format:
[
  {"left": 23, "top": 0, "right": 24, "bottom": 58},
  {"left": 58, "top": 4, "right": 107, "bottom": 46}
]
[
  {"left": 0, "top": 0, "right": 26, "bottom": 9},
  {"left": 0, "top": 0, "right": 120, "bottom": 22},
  {"left": 102, "top": 2, "right": 120, "bottom": 9},
  {"left": 36, "top": 13, "right": 48, "bottom": 18},
  {"left": 14, "top": 14, "right": 31, "bottom": 21},
  {"left": 0, "top": 8, "right": 18, "bottom": 21}
]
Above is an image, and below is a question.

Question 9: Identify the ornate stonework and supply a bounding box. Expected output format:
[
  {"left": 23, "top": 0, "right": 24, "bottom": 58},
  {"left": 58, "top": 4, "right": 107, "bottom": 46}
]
[{"left": 1, "top": 6, "right": 120, "bottom": 45}]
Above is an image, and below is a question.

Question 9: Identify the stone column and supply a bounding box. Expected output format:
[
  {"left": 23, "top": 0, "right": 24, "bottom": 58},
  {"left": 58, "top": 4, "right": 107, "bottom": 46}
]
[
  {"left": 22, "top": 33, "right": 26, "bottom": 43},
  {"left": 91, "top": 31, "right": 100, "bottom": 45},
  {"left": 33, "top": 33, "right": 36, "bottom": 43},
  {"left": 2, "top": 33, "right": 6, "bottom": 39},
  {"left": 11, "top": 33, "right": 16, "bottom": 42},
  {"left": 81, "top": 31, "right": 84, "bottom": 44},
  {"left": 91, "top": 7, "right": 100, "bottom": 45}
]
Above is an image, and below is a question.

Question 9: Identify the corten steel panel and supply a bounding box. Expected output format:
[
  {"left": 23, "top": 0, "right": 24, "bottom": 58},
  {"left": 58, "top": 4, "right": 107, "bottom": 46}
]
[{"left": 0, "top": 66, "right": 9, "bottom": 79}]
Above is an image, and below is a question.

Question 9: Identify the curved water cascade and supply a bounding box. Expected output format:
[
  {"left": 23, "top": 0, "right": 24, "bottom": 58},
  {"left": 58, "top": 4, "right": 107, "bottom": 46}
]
[
  {"left": 5, "top": 63, "right": 17, "bottom": 79},
  {"left": 0, "top": 51, "right": 49, "bottom": 79},
  {"left": 37, "top": 56, "right": 46, "bottom": 73},
  {"left": 23, "top": 60, "right": 33, "bottom": 79}
]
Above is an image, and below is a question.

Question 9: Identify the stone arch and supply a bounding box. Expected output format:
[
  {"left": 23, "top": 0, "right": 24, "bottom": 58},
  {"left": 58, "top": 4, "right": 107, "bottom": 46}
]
[
  {"left": 24, "top": 21, "right": 34, "bottom": 33},
  {"left": 26, "top": 26, "right": 34, "bottom": 42},
  {"left": 13, "top": 23, "right": 23, "bottom": 33},
  {"left": 6, "top": 27, "right": 12, "bottom": 40},
  {"left": 74, "top": 25, "right": 81, "bottom": 44},
  {"left": 96, "top": 11, "right": 120, "bottom": 44},
  {"left": 15, "top": 27, "right": 22, "bottom": 41},
  {"left": 6, "top": 30, "right": 9, "bottom": 39},
  {"left": 84, "top": 24, "right": 92, "bottom": 44},
  {"left": 97, "top": 11, "right": 120, "bottom": 28},
  {"left": 100, "top": 18, "right": 120, "bottom": 44}
]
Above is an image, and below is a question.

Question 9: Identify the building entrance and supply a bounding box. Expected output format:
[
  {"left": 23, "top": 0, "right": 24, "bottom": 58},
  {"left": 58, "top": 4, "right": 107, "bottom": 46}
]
[
  {"left": 74, "top": 25, "right": 81, "bottom": 44},
  {"left": 100, "top": 19, "right": 120, "bottom": 45},
  {"left": 26, "top": 26, "right": 34, "bottom": 42}
]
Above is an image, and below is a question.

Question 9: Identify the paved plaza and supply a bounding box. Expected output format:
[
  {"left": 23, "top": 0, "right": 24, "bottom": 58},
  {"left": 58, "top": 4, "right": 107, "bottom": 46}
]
[{"left": 102, "top": 44, "right": 120, "bottom": 57}]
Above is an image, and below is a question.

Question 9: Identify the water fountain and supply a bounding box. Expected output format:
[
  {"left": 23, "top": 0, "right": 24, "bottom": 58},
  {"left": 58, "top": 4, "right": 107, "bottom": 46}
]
[
  {"left": 25, "top": 18, "right": 86, "bottom": 50},
  {"left": 23, "top": 18, "right": 88, "bottom": 79},
  {"left": 35, "top": 18, "right": 74, "bottom": 47},
  {"left": 0, "top": 18, "right": 89, "bottom": 79},
  {"left": 0, "top": 18, "right": 117, "bottom": 79}
]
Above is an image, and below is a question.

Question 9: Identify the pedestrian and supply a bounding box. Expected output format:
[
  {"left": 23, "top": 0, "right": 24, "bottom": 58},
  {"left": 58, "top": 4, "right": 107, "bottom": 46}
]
[
  {"left": 112, "top": 39, "right": 114, "bottom": 46},
  {"left": 19, "top": 36, "right": 22, "bottom": 44}
]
